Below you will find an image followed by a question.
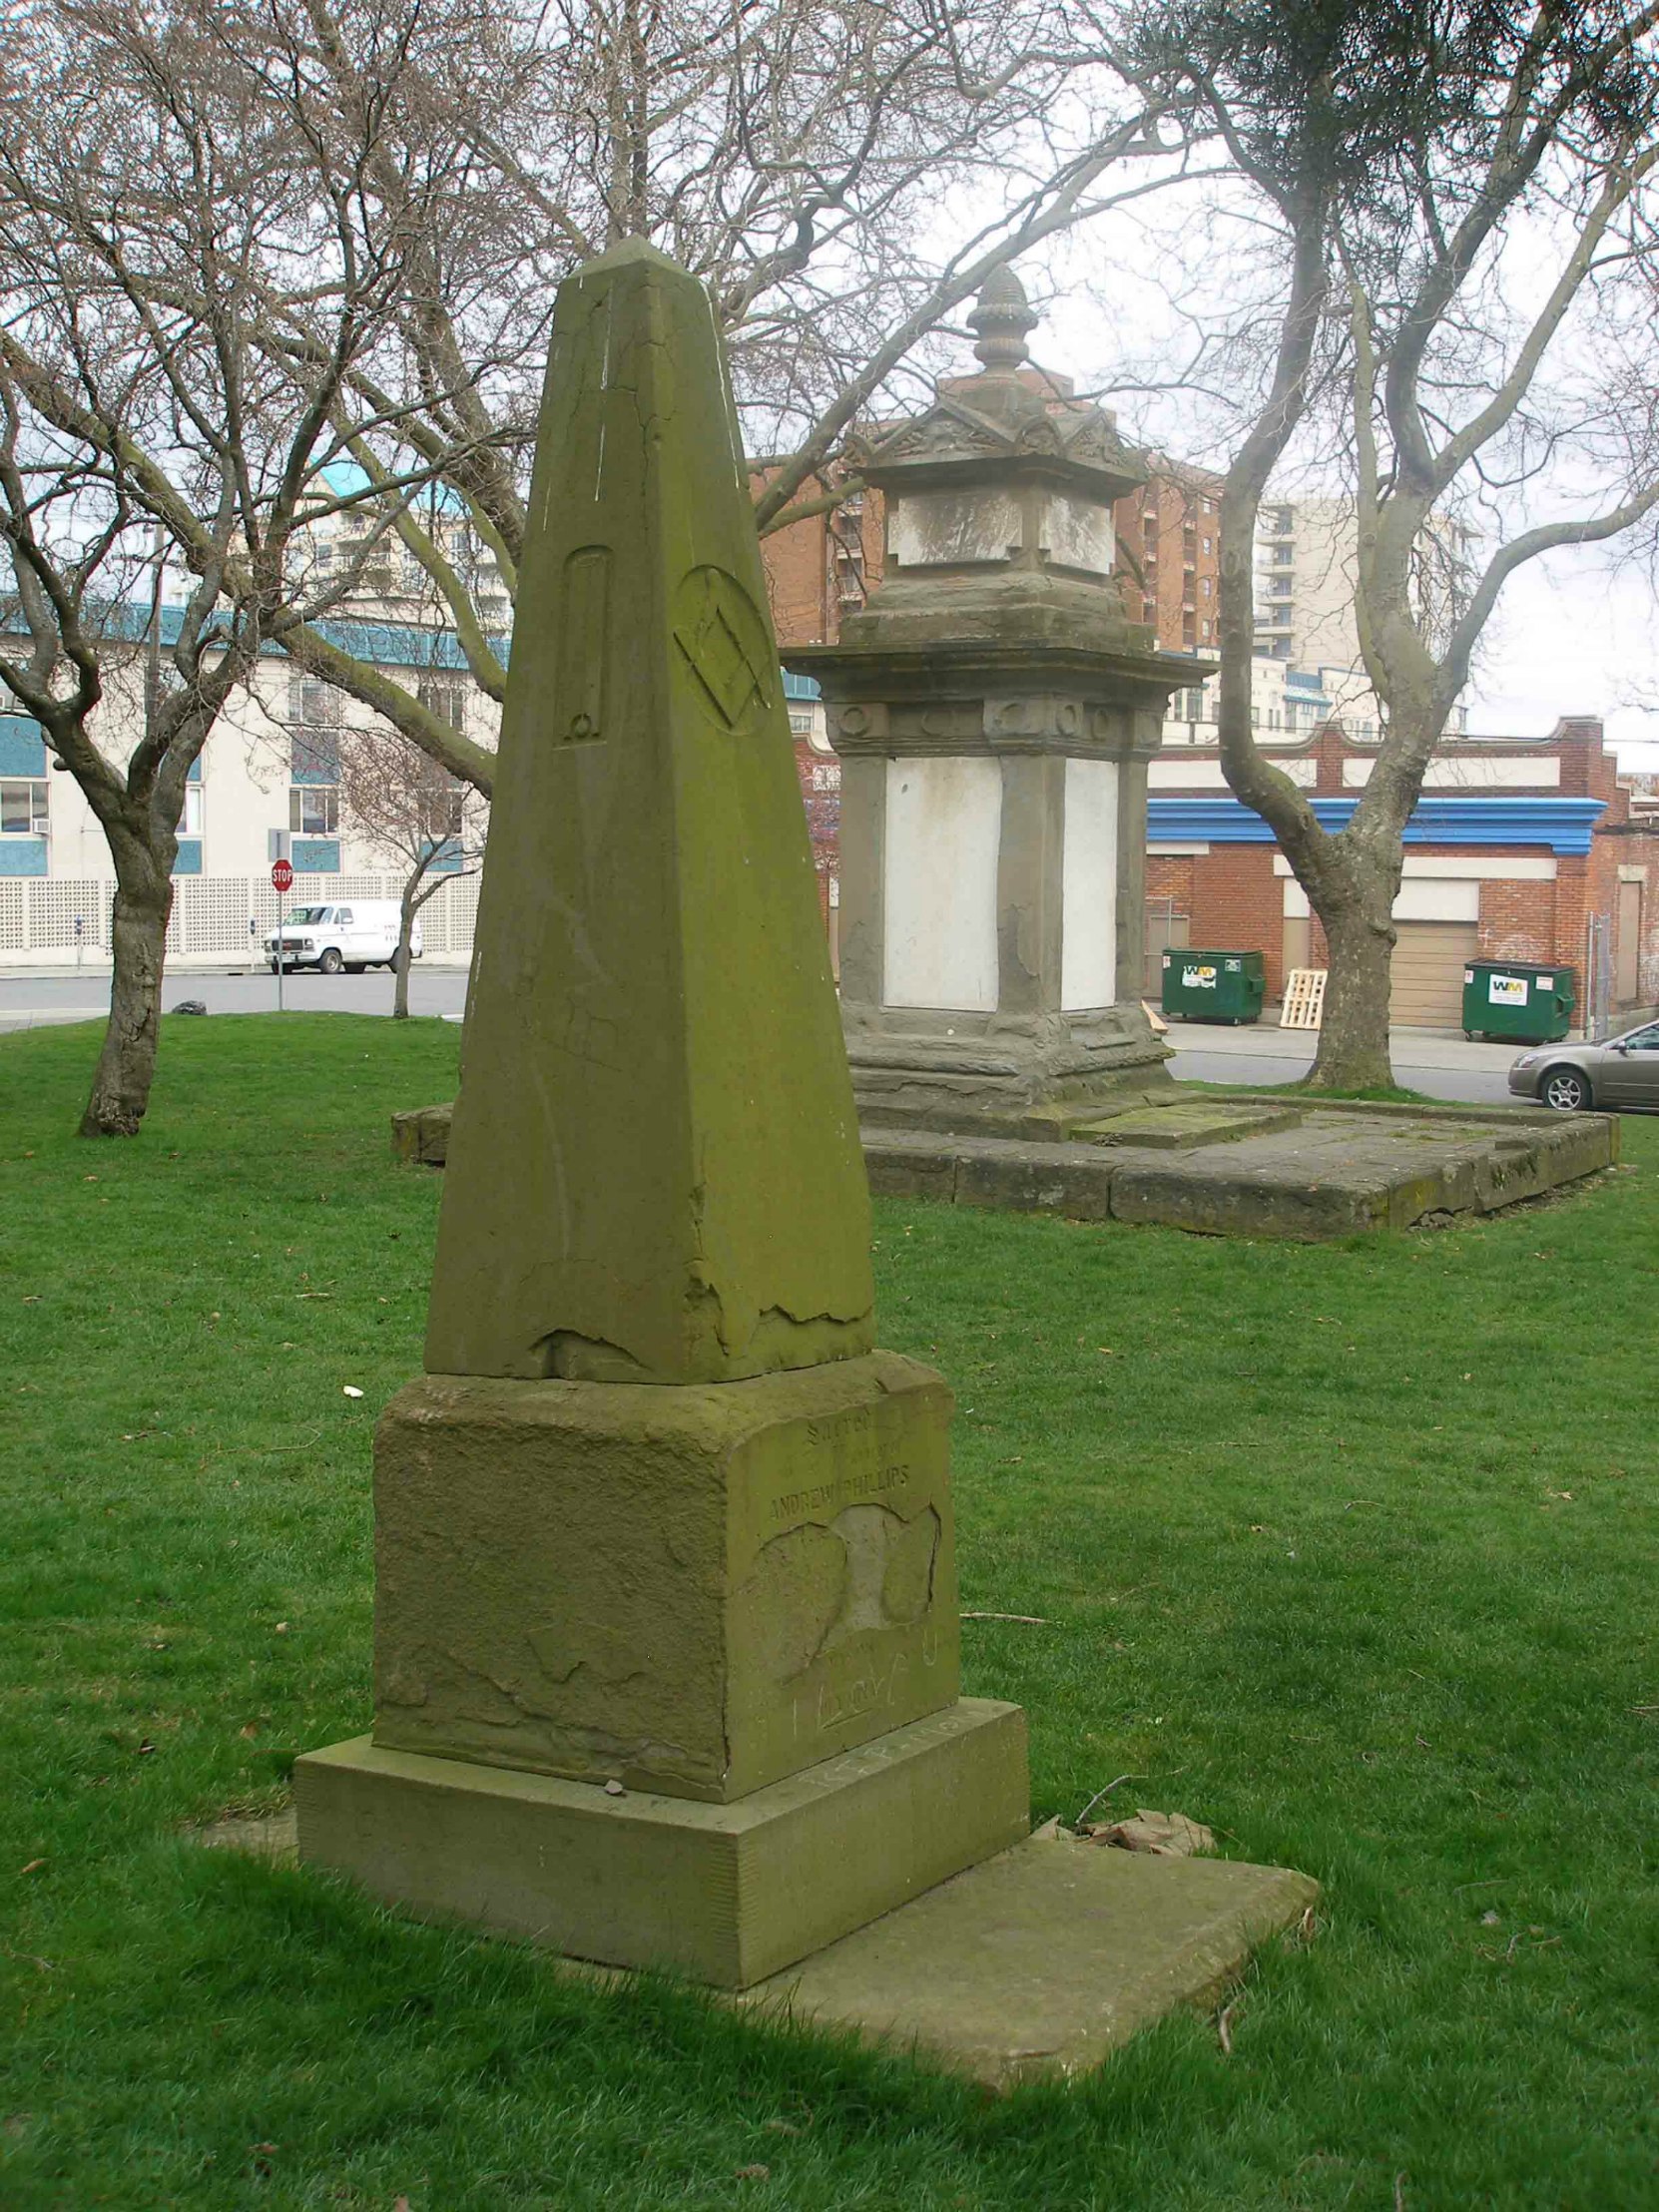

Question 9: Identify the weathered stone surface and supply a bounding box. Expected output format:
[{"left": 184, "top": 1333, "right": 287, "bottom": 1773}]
[
  {"left": 372, "top": 1354, "right": 960, "bottom": 1803},
  {"left": 294, "top": 1700, "right": 1030, "bottom": 1989},
  {"left": 399, "top": 1100, "right": 1614, "bottom": 1236},
  {"left": 753, "top": 1831, "right": 1318, "bottom": 2086},
  {"left": 864, "top": 1107, "right": 1616, "bottom": 1237},
  {"left": 424, "top": 239, "right": 872, "bottom": 1387},
  {"left": 390, "top": 1101, "right": 451, "bottom": 1165},
  {"left": 1071, "top": 1101, "right": 1304, "bottom": 1150}
]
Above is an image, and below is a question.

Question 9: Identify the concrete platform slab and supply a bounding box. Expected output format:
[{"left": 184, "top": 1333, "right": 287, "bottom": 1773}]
[
  {"left": 394, "top": 1096, "right": 1617, "bottom": 1241},
  {"left": 744, "top": 1833, "right": 1318, "bottom": 2087},
  {"left": 865, "top": 1103, "right": 1616, "bottom": 1238}
]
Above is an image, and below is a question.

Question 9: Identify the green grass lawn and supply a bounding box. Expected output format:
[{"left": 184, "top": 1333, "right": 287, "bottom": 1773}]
[{"left": 3, "top": 1014, "right": 1655, "bottom": 2211}]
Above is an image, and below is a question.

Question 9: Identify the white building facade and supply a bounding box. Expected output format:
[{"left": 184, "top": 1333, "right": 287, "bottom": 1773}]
[{"left": 0, "top": 613, "right": 497, "bottom": 969}]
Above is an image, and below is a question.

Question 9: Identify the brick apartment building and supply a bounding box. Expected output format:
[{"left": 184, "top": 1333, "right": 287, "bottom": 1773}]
[{"left": 1146, "top": 716, "right": 1659, "bottom": 1027}]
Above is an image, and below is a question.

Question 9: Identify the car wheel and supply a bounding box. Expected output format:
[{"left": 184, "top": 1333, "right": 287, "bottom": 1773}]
[
  {"left": 1540, "top": 1065, "right": 1591, "bottom": 1112},
  {"left": 319, "top": 947, "right": 343, "bottom": 975}
]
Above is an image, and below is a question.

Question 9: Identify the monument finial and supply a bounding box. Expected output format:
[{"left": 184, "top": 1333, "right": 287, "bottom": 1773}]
[{"left": 968, "top": 265, "right": 1039, "bottom": 373}]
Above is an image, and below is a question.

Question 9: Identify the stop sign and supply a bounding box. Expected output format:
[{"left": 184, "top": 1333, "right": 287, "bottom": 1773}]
[{"left": 271, "top": 858, "right": 294, "bottom": 893}]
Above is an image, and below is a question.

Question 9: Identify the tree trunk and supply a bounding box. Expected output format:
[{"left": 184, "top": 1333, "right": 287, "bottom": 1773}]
[
  {"left": 81, "top": 835, "right": 173, "bottom": 1136},
  {"left": 393, "top": 885, "right": 416, "bottom": 1019},
  {"left": 1307, "top": 877, "right": 1398, "bottom": 1092}
]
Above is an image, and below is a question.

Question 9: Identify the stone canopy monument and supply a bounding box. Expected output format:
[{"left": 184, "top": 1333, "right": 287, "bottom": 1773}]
[
  {"left": 790, "top": 269, "right": 1212, "bottom": 1130},
  {"left": 293, "top": 239, "right": 1031, "bottom": 1987}
]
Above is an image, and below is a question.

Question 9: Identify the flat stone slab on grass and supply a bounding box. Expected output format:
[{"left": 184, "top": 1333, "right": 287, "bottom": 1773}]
[
  {"left": 1071, "top": 1101, "right": 1304, "bottom": 1150},
  {"left": 746, "top": 1834, "right": 1317, "bottom": 2088},
  {"left": 866, "top": 1106, "right": 1617, "bottom": 1239},
  {"left": 194, "top": 1813, "right": 1315, "bottom": 2090},
  {"left": 393, "top": 1097, "right": 1618, "bottom": 1240}
]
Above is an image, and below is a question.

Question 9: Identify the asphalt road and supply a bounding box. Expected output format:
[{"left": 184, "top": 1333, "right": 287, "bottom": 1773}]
[{"left": 2, "top": 966, "right": 1535, "bottom": 1106}]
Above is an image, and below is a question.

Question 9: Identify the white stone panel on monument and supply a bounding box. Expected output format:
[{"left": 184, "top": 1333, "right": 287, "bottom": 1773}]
[
  {"left": 883, "top": 757, "right": 1001, "bottom": 1011},
  {"left": 1041, "top": 495, "right": 1114, "bottom": 575},
  {"left": 1060, "top": 758, "right": 1118, "bottom": 1011},
  {"left": 889, "top": 490, "right": 1023, "bottom": 569}
]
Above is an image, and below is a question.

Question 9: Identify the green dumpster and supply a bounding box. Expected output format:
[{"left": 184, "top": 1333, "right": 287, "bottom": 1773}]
[
  {"left": 1161, "top": 948, "right": 1267, "bottom": 1025},
  {"left": 1462, "top": 959, "right": 1575, "bottom": 1044}
]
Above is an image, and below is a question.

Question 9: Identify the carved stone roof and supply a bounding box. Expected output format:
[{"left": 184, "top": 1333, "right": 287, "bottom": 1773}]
[{"left": 862, "top": 268, "right": 1147, "bottom": 501}]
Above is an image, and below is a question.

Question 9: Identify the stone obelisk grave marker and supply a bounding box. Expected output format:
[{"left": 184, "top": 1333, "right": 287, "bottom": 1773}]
[{"left": 294, "top": 241, "right": 1031, "bottom": 1989}]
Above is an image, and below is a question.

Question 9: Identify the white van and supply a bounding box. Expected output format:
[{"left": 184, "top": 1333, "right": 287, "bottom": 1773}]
[{"left": 265, "top": 902, "right": 422, "bottom": 975}]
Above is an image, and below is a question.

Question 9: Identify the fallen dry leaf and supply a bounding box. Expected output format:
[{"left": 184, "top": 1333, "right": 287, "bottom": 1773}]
[
  {"left": 735, "top": 2164, "right": 772, "bottom": 2181},
  {"left": 1087, "top": 1808, "right": 1215, "bottom": 1857}
]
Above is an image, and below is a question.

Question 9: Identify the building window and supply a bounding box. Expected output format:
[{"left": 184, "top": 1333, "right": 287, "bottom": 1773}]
[
  {"left": 177, "top": 786, "right": 205, "bottom": 837},
  {"left": 788, "top": 708, "right": 815, "bottom": 736},
  {"left": 1200, "top": 576, "right": 1212, "bottom": 598},
  {"left": 289, "top": 676, "right": 342, "bottom": 731},
  {"left": 290, "top": 785, "right": 340, "bottom": 835},
  {"left": 417, "top": 680, "right": 467, "bottom": 731},
  {"left": 1, "top": 779, "right": 47, "bottom": 834}
]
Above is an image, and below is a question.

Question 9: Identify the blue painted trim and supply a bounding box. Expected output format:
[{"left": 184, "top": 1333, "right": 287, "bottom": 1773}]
[
  {"left": 0, "top": 835, "right": 47, "bottom": 875},
  {"left": 420, "top": 836, "right": 463, "bottom": 874},
  {"left": 172, "top": 838, "right": 203, "bottom": 875},
  {"left": 0, "top": 720, "right": 47, "bottom": 777},
  {"left": 187, "top": 754, "right": 203, "bottom": 783},
  {"left": 783, "top": 671, "right": 821, "bottom": 701},
  {"left": 1146, "top": 794, "right": 1606, "bottom": 856},
  {"left": 291, "top": 838, "right": 340, "bottom": 872}
]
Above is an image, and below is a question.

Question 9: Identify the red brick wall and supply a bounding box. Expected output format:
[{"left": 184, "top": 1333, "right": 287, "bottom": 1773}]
[
  {"left": 1476, "top": 874, "right": 1556, "bottom": 966},
  {"left": 1186, "top": 844, "right": 1289, "bottom": 990}
]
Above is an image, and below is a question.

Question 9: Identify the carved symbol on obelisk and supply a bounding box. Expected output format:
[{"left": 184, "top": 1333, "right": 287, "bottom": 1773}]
[{"left": 673, "top": 565, "right": 774, "bottom": 733}]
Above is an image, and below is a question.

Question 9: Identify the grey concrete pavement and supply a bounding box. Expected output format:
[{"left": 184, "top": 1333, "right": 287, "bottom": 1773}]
[
  {"left": 1162, "top": 1015, "right": 1526, "bottom": 1107},
  {"left": 2, "top": 968, "right": 1543, "bottom": 1108},
  {"left": 0, "top": 964, "right": 471, "bottom": 1032}
]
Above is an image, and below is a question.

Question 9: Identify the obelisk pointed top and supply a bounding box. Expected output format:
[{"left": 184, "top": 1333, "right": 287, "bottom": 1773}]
[{"left": 424, "top": 244, "right": 875, "bottom": 1386}]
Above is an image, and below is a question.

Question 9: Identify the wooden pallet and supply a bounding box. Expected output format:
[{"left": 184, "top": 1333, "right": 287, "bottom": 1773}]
[{"left": 1280, "top": 968, "right": 1328, "bottom": 1030}]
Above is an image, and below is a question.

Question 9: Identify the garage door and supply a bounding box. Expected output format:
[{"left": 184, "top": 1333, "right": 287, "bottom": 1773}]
[{"left": 1390, "top": 921, "right": 1479, "bottom": 1028}]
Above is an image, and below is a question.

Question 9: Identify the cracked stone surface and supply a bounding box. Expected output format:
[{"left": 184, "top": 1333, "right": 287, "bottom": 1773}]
[{"left": 423, "top": 239, "right": 873, "bottom": 1386}]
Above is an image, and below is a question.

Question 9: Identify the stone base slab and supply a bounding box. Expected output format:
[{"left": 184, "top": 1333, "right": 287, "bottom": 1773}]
[
  {"left": 747, "top": 1832, "right": 1318, "bottom": 2087},
  {"left": 865, "top": 1105, "right": 1618, "bottom": 1239},
  {"left": 294, "top": 1699, "right": 1030, "bottom": 1990},
  {"left": 393, "top": 1096, "right": 1619, "bottom": 1240}
]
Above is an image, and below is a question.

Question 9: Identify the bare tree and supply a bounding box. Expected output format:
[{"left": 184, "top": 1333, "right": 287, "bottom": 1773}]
[
  {"left": 335, "top": 717, "right": 482, "bottom": 1016},
  {"left": 0, "top": 0, "right": 488, "bottom": 1129},
  {"left": 0, "top": 0, "right": 1206, "bottom": 796},
  {"left": 1141, "top": 0, "right": 1659, "bottom": 1088}
]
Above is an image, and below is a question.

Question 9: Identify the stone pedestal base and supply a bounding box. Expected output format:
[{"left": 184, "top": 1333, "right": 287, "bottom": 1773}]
[
  {"left": 846, "top": 1005, "right": 1174, "bottom": 1132},
  {"left": 294, "top": 1699, "right": 1029, "bottom": 1989},
  {"left": 372, "top": 1354, "right": 960, "bottom": 1803}
]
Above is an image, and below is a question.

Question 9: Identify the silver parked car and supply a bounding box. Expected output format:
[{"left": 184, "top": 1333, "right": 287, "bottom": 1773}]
[{"left": 1508, "top": 1018, "right": 1659, "bottom": 1112}]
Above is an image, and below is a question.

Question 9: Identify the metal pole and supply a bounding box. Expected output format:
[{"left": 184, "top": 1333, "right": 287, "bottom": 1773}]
[{"left": 277, "top": 898, "right": 285, "bottom": 1013}]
